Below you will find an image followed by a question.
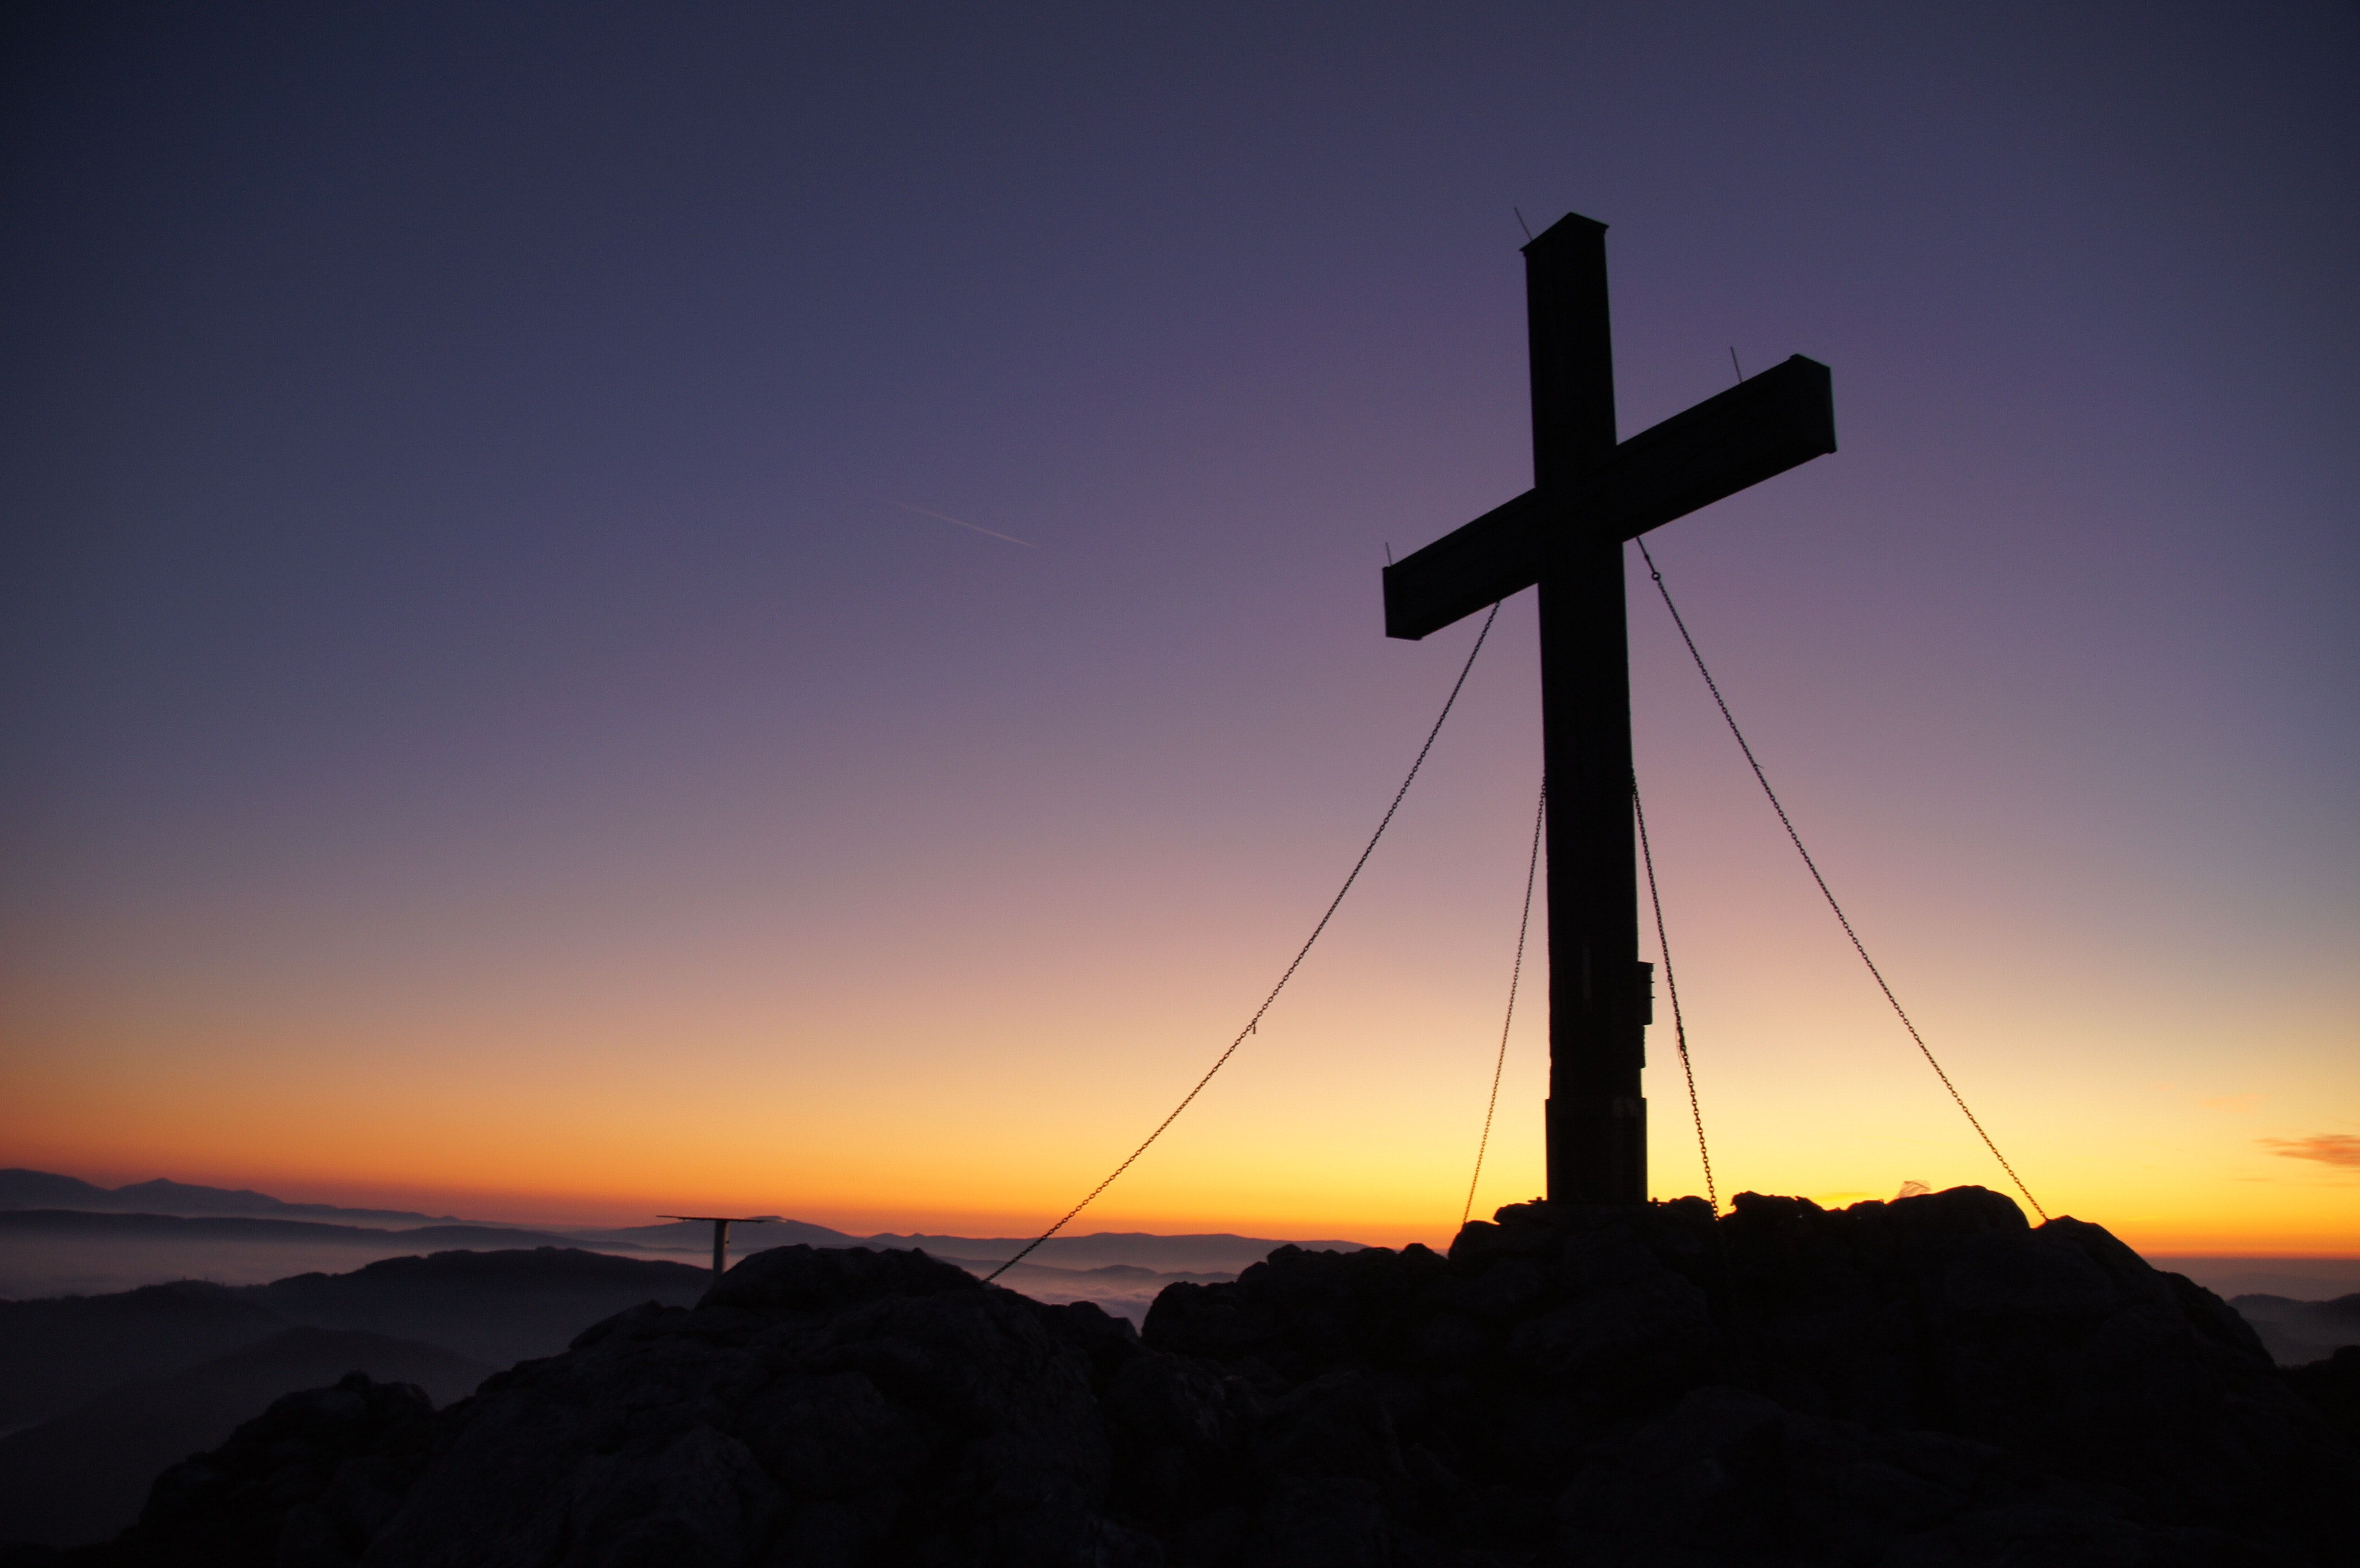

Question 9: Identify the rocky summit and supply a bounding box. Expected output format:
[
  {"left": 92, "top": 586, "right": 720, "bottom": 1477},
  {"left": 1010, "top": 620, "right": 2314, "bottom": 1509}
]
[{"left": 44, "top": 1188, "right": 2360, "bottom": 1567}]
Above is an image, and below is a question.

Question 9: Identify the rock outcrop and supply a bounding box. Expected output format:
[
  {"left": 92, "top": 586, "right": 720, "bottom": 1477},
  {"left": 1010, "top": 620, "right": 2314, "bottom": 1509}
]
[
  {"left": 38, "top": 1188, "right": 2360, "bottom": 1566},
  {"left": 39, "top": 1372, "right": 446, "bottom": 1568},
  {"left": 0, "top": 1327, "right": 489, "bottom": 1549}
]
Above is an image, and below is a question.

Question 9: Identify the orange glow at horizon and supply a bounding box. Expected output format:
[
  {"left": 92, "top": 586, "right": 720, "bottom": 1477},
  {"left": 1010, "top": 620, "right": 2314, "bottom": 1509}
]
[{"left": 8, "top": 833, "right": 2353, "bottom": 1257}]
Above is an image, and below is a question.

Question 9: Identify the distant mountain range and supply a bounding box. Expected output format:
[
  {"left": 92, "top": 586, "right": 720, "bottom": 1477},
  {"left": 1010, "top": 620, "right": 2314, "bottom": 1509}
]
[
  {"left": 0, "top": 1168, "right": 469, "bottom": 1226},
  {"left": 3, "top": 1166, "right": 1373, "bottom": 1278},
  {"left": 575, "top": 1217, "right": 1372, "bottom": 1273},
  {"left": 0, "top": 1208, "right": 627, "bottom": 1252},
  {"left": 0, "top": 1247, "right": 711, "bottom": 1433},
  {"left": 2235, "top": 1293, "right": 2360, "bottom": 1368},
  {"left": 0, "top": 1246, "right": 710, "bottom": 1547}
]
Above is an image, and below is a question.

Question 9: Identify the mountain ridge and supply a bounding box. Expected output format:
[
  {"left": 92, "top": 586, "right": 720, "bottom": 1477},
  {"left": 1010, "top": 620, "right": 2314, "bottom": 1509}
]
[
  {"left": 0, "top": 1170, "right": 466, "bottom": 1227},
  {"left": 47, "top": 1188, "right": 2360, "bottom": 1566},
  {"left": 0, "top": 1209, "right": 628, "bottom": 1252},
  {"left": 2, "top": 1168, "right": 1376, "bottom": 1283}
]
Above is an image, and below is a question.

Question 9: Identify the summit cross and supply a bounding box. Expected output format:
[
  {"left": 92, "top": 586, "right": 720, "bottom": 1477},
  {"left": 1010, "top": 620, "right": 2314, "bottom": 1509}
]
[{"left": 1382, "top": 212, "right": 1836, "bottom": 1204}]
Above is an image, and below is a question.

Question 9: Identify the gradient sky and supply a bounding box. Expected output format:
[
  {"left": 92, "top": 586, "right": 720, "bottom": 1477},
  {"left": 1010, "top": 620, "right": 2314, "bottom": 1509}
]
[{"left": 4, "top": 3, "right": 2354, "bottom": 1252}]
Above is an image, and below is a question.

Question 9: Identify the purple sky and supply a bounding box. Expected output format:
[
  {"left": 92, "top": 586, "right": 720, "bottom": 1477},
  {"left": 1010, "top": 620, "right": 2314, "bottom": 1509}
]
[{"left": 4, "top": 3, "right": 2354, "bottom": 1246}]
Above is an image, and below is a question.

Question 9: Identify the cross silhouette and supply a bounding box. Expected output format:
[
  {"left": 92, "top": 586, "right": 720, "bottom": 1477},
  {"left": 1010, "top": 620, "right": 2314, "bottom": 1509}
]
[
  {"left": 660, "top": 1214, "right": 775, "bottom": 1281},
  {"left": 1383, "top": 212, "right": 1836, "bottom": 1204}
]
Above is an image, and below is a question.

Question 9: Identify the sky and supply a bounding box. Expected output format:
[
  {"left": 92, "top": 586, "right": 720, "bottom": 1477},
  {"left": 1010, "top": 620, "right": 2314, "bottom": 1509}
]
[{"left": 3, "top": 2, "right": 2354, "bottom": 1253}]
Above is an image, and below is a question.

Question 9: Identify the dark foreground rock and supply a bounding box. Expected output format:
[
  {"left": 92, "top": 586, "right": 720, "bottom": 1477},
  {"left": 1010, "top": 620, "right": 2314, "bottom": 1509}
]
[
  {"left": 30, "top": 1188, "right": 2359, "bottom": 1566},
  {"left": 0, "top": 1327, "right": 489, "bottom": 1548},
  {"left": 7, "top": 1372, "right": 446, "bottom": 1568}
]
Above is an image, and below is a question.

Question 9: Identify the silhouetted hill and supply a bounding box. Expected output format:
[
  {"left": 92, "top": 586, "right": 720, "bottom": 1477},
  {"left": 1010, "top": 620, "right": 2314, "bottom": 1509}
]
[
  {"left": 0, "top": 1327, "right": 489, "bottom": 1548},
  {"left": 2233, "top": 1291, "right": 2360, "bottom": 1366},
  {"left": 0, "top": 1209, "right": 607, "bottom": 1251},
  {"left": 0, "top": 1171, "right": 117, "bottom": 1208},
  {"left": 0, "top": 1170, "right": 462, "bottom": 1226},
  {"left": 2286, "top": 1345, "right": 2360, "bottom": 1447},
  {"left": 0, "top": 1281, "right": 280, "bottom": 1434},
  {"left": 0, "top": 1248, "right": 707, "bottom": 1435},
  {"left": 3, "top": 1210, "right": 668, "bottom": 1298},
  {"left": 865, "top": 1229, "right": 1371, "bottom": 1272},
  {"left": 0, "top": 1173, "right": 1377, "bottom": 1302},
  {"left": 569, "top": 1217, "right": 858, "bottom": 1248},
  {"left": 249, "top": 1247, "right": 711, "bottom": 1367},
  {"left": 0, "top": 1172, "right": 1374, "bottom": 1279},
  {"left": 561, "top": 1221, "right": 1372, "bottom": 1276},
  {"left": 53, "top": 1189, "right": 2359, "bottom": 1566}
]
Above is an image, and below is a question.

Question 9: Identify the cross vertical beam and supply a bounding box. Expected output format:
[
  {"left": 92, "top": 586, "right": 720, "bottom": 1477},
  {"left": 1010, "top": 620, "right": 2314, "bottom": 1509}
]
[
  {"left": 661, "top": 1214, "right": 774, "bottom": 1284},
  {"left": 1526, "top": 218, "right": 1647, "bottom": 1204},
  {"left": 1377, "top": 211, "right": 1833, "bottom": 1211}
]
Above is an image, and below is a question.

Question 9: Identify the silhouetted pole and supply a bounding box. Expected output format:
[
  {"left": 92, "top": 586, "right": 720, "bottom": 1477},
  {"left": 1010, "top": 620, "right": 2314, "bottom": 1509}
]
[
  {"left": 1381, "top": 212, "right": 1836, "bottom": 1205},
  {"left": 659, "top": 1215, "right": 774, "bottom": 1282},
  {"left": 1526, "top": 219, "right": 1647, "bottom": 1204}
]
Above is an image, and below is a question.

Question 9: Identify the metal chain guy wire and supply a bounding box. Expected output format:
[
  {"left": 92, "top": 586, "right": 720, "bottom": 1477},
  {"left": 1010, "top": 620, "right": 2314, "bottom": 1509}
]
[
  {"left": 987, "top": 601, "right": 1505, "bottom": 1283},
  {"left": 1634, "top": 777, "right": 1717, "bottom": 1211},
  {"left": 1635, "top": 537, "right": 2046, "bottom": 1222},
  {"left": 1462, "top": 781, "right": 1547, "bottom": 1228}
]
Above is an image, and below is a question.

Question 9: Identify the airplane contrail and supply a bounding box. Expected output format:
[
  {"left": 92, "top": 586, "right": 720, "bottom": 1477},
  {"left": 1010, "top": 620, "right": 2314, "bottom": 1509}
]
[{"left": 887, "top": 498, "right": 1039, "bottom": 549}]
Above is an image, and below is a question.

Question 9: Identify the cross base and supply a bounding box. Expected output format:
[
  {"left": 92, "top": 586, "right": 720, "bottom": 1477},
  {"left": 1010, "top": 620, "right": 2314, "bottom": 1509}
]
[{"left": 1549, "top": 1095, "right": 1647, "bottom": 1205}]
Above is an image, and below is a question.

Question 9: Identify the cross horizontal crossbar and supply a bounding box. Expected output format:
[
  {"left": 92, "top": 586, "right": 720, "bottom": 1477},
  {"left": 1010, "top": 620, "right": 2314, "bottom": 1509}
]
[
  {"left": 1382, "top": 355, "right": 1835, "bottom": 641},
  {"left": 658, "top": 1215, "right": 776, "bottom": 1224}
]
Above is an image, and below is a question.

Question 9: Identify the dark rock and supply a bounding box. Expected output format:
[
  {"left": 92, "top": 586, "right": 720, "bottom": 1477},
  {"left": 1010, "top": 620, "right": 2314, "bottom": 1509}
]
[
  {"left": 254, "top": 1246, "right": 710, "bottom": 1368},
  {"left": 102, "top": 1372, "right": 440, "bottom": 1567},
  {"left": 0, "top": 1326, "right": 489, "bottom": 1548},
  {"left": 0, "top": 1247, "right": 707, "bottom": 1457},
  {"left": 1029, "top": 1295, "right": 1144, "bottom": 1388},
  {"left": 699, "top": 1242, "right": 982, "bottom": 1312},
  {"left": 1237, "top": 1475, "right": 1391, "bottom": 1568},
  {"left": 1251, "top": 1370, "right": 1410, "bottom": 1494},
  {"left": 363, "top": 1249, "right": 1154, "bottom": 1568},
  {"left": 42, "top": 1195, "right": 2358, "bottom": 1566},
  {"left": 2283, "top": 1342, "right": 2360, "bottom": 1447},
  {"left": 1501, "top": 1264, "right": 1709, "bottom": 1395}
]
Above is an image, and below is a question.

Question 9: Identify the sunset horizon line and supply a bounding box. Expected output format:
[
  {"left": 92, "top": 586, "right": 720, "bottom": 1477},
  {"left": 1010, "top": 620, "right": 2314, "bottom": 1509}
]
[{"left": 11, "top": 1160, "right": 2352, "bottom": 1261}]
